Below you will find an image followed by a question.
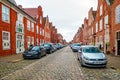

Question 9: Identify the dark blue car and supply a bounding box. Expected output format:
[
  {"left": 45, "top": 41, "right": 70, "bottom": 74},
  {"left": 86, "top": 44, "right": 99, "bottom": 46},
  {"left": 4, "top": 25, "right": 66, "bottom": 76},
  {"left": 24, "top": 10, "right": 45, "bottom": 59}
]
[{"left": 23, "top": 46, "right": 46, "bottom": 59}]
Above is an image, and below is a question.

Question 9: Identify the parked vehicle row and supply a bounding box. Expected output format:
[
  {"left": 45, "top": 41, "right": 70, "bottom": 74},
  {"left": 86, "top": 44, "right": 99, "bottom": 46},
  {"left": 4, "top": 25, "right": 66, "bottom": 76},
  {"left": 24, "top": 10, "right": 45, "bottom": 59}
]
[
  {"left": 23, "top": 43, "right": 65, "bottom": 59},
  {"left": 70, "top": 43, "right": 81, "bottom": 52},
  {"left": 70, "top": 43, "right": 107, "bottom": 68}
]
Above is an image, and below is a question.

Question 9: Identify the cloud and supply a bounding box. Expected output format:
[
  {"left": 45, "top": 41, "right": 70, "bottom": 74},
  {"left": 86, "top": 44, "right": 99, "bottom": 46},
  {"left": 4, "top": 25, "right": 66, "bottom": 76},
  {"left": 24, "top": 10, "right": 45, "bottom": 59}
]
[{"left": 15, "top": 0, "right": 97, "bottom": 42}]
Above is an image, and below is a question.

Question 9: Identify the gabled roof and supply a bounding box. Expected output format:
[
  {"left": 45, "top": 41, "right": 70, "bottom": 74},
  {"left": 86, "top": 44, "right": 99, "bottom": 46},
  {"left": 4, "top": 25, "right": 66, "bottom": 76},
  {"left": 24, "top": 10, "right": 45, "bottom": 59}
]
[
  {"left": 92, "top": 11, "right": 97, "bottom": 20},
  {"left": 23, "top": 8, "right": 38, "bottom": 19}
]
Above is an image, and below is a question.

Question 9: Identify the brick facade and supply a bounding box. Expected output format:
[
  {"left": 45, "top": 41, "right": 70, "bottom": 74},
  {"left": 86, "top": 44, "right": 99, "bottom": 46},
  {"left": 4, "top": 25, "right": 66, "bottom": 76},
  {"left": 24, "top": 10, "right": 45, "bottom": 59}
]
[{"left": 73, "top": 0, "right": 120, "bottom": 55}]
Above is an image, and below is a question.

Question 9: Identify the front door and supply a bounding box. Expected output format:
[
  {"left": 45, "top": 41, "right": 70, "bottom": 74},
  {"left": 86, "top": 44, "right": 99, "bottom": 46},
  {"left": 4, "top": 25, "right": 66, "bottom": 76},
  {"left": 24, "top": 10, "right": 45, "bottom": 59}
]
[
  {"left": 16, "top": 34, "right": 24, "bottom": 54},
  {"left": 117, "top": 40, "right": 120, "bottom": 55}
]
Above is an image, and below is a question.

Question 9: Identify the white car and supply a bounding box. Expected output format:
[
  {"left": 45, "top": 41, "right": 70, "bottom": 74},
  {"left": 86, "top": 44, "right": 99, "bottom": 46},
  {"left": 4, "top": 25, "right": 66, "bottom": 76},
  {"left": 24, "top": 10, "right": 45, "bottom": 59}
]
[{"left": 77, "top": 45, "right": 107, "bottom": 67}]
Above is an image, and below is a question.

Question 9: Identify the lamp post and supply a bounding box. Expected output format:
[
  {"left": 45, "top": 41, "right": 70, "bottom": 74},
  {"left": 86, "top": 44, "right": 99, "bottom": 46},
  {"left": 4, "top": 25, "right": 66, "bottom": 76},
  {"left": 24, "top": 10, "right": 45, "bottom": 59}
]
[{"left": 93, "top": 33, "right": 96, "bottom": 46}]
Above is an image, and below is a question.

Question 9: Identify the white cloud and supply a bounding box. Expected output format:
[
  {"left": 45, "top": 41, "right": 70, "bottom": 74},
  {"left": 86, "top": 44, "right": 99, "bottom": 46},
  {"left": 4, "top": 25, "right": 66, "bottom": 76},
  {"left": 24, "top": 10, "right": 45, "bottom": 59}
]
[{"left": 15, "top": 0, "right": 97, "bottom": 42}]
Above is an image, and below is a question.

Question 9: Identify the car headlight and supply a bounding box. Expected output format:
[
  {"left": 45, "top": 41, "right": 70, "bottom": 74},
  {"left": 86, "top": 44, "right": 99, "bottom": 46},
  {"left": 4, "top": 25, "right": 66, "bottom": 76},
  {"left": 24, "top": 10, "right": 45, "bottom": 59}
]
[{"left": 83, "top": 56, "right": 89, "bottom": 60}]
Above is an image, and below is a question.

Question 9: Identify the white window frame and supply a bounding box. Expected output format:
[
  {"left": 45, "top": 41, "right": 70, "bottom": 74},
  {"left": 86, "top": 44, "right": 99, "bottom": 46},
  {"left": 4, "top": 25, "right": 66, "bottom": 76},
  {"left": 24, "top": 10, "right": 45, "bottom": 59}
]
[
  {"left": 2, "top": 5, "right": 10, "bottom": 23},
  {"left": 31, "top": 22, "right": 34, "bottom": 32},
  {"left": 116, "top": 5, "right": 120, "bottom": 24},
  {"left": 36, "top": 26, "right": 39, "bottom": 34},
  {"left": 104, "top": 15, "right": 108, "bottom": 29},
  {"left": 100, "top": 5, "right": 103, "bottom": 16},
  {"left": 96, "top": 23, "right": 98, "bottom": 33},
  {"left": 37, "top": 38, "right": 39, "bottom": 45},
  {"left": 31, "top": 37, "right": 34, "bottom": 45},
  {"left": 100, "top": 19, "right": 102, "bottom": 31},
  {"left": 2, "top": 31, "right": 10, "bottom": 49},
  {"left": 27, "top": 20, "right": 30, "bottom": 31},
  {"left": 27, "top": 36, "right": 30, "bottom": 48},
  {"left": 18, "top": 13, "right": 23, "bottom": 23},
  {"left": 40, "top": 16, "right": 42, "bottom": 24}
]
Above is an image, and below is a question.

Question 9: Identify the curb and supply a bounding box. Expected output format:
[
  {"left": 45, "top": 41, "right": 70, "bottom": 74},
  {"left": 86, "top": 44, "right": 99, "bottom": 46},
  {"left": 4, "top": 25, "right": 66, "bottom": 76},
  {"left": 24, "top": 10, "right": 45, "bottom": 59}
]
[{"left": 8, "top": 59, "right": 23, "bottom": 63}]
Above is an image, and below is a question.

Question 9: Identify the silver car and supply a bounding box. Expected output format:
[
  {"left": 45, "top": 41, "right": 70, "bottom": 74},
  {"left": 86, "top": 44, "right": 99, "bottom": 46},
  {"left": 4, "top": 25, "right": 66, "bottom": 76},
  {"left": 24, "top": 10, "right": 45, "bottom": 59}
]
[
  {"left": 77, "top": 45, "right": 107, "bottom": 67},
  {"left": 71, "top": 43, "right": 81, "bottom": 52}
]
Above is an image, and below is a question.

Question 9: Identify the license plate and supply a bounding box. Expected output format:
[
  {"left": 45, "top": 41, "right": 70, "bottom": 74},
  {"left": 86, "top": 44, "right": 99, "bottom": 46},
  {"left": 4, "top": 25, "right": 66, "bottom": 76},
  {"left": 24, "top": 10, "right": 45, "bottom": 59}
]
[
  {"left": 93, "top": 61, "right": 101, "bottom": 64},
  {"left": 26, "top": 55, "right": 31, "bottom": 56}
]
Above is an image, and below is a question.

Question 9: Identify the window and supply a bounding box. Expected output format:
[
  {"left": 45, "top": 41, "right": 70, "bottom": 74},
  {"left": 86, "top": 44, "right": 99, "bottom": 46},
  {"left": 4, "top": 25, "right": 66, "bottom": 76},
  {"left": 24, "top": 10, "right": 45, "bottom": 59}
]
[
  {"left": 116, "top": 31, "right": 120, "bottom": 39},
  {"left": 40, "top": 28, "right": 44, "bottom": 35},
  {"left": 27, "top": 36, "right": 30, "bottom": 48},
  {"left": 18, "top": 14, "right": 23, "bottom": 22},
  {"left": 27, "top": 20, "right": 30, "bottom": 30},
  {"left": 96, "top": 23, "right": 98, "bottom": 33},
  {"left": 36, "top": 26, "right": 39, "bottom": 34},
  {"left": 31, "top": 37, "right": 34, "bottom": 45},
  {"left": 100, "top": 19, "right": 102, "bottom": 31},
  {"left": 40, "top": 16, "right": 42, "bottom": 24},
  {"left": 116, "top": 5, "right": 120, "bottom": 24},
  {"left": 16, "top": 14, "right": 24, "bottom": 33},
  {"left": 31, "top": 23, "right": 34, "bottom": 32},
  {"left": 2, "top": 31, "right": 10, "bottom": 49},
  {"left": 2, "top": 5, "right": 10, "bottom": 22},
  {"left": 104, "top": 15, "right": 108, "bottom": 29},
  {"left": 100, "top": 5, "right": 103, "bottom": 16}
]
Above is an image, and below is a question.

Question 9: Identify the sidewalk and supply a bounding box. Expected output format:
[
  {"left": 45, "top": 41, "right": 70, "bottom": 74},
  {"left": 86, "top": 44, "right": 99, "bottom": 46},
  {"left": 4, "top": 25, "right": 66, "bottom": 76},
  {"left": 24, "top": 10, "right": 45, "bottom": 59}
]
[
  {"left": 0, "top": 53, "right": 23, "bottom": 63},
  {"left": 106, "top": 54, "right": 120, "bottom": 72}
]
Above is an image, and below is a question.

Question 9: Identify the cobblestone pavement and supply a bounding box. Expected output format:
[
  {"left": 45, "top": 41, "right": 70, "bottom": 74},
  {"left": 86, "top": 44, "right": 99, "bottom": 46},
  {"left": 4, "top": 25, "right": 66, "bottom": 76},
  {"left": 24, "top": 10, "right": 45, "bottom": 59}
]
[
  {"left": 1, "top": 47, "right": 83, "bottom": 80},
  {"left": 0, "top": 58, "right": 38, "bottom": 79},
  {"left": 74, "top": 52, "right": 120, "bottom": 80},
  {"left": 1, "top": 46, "right": 120, "bottom": 80}
]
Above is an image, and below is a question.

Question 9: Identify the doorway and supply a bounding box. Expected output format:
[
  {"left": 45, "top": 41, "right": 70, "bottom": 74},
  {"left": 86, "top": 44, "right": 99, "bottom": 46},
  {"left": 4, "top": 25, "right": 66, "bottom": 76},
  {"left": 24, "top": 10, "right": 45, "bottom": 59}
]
[{"left": 117, "top": 40, "right": 120, "bottom": 55}]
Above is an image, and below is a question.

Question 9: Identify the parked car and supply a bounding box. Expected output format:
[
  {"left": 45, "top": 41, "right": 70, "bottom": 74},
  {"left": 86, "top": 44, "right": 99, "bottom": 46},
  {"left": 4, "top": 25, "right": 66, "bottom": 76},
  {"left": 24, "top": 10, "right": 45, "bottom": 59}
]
[
  {"left": 71, "top": 43, "right": 81, "bottom": 52},
  {"left": 77, "top": 45, "right": 107, "bottom": 67},
  {"left": 23, "top": 46, "right": 46, "bottom": 59},
  {"left": 43, "top": 43, "right": 55, "bottom": 54}
]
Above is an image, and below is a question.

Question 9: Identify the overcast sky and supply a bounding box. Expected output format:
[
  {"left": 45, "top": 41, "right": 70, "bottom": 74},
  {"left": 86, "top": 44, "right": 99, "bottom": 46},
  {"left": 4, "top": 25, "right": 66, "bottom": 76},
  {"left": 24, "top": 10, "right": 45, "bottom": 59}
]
[{"left": 15, "top": 0, "right": 97, "bottom": 42}]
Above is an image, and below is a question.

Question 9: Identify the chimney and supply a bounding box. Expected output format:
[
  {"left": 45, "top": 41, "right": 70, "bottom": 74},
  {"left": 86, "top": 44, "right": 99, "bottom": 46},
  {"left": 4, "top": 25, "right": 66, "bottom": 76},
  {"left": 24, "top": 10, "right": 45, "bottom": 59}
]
[{"left": 18, "top": 5, "right": 22, "bottom": 9}]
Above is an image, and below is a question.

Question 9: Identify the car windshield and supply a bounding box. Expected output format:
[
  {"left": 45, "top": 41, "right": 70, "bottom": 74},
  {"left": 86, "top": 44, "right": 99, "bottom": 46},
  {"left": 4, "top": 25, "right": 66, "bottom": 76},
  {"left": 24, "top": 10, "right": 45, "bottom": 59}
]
[
  {"left": 44, "top": 44, "right": 50, "bottom": 47},
  {"left": 82, "top": 47, "right": 102, "bottom": 53},
  {"left": 31, "top": 46, "right": 40, "bottom": 51},
  {"left": 73, "top": 44, "right": 81, "bottom": 46}
]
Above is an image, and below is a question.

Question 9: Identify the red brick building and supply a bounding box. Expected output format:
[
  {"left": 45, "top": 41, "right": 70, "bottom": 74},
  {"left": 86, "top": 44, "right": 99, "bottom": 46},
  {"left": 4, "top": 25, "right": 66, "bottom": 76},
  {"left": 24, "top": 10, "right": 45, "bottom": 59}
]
[
  {"left": 111, "top": 0, "right": 120, "bottom": 55},
  {"left": 50, "top": 26, "right": 58, "bottom": 43},
  {"left": 0, "top": 0, "right": 36, "bottom": 56},
  {"left": 73, "top": 0, "right": 120, "bottom": 55},
  {"left": 73, "top": 27, "right": 83, "bottom": 44},
  {"left": 23, "top": 5, "right": 45, "bottom": 46},
  {"left": 44, "top": 16, "right": 51, "bottom": 43}
]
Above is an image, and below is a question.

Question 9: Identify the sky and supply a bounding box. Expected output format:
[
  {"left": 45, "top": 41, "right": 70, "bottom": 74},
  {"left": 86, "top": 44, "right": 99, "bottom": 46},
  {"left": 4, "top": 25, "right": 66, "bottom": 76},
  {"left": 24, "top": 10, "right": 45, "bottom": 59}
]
[{"left": 15, "top": 0, "right": 97, "bottom": 42}]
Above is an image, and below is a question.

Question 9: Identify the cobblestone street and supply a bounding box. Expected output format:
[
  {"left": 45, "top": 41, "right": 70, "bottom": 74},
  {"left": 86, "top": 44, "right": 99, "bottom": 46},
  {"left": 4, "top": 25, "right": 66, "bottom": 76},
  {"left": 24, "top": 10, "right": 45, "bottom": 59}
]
[
  {"left": 1, "top": 47, "right": 83, "bottom": 80},
  {"left": 1, "top": 46, "right": 120, "bottom": 80}
]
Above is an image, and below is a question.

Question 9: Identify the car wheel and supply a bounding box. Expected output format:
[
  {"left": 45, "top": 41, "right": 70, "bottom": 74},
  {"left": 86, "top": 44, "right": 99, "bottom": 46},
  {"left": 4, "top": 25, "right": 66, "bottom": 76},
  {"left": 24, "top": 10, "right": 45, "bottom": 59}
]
[
  {"left": 81, "top": 59, "right": 84, "bottom": 67},
  {"left": 38, "top": 54, "right": 41, "bottom": 59},
  {"left": 49, "top": 50, "right": 52, "bottom": 54}
]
